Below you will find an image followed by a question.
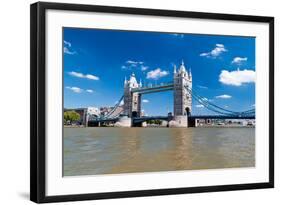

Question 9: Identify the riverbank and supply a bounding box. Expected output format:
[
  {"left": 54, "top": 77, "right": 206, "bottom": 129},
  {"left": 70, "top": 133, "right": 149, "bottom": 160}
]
[
  {"left": 64, "top": 125, "right": 255, "bottom": 128},
  {"left": 64, "top": 125, "right": 85, "bottom": 128}
]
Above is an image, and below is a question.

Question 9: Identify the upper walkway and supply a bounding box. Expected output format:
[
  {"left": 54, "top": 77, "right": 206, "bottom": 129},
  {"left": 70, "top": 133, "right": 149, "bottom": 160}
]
[{"left": 131, "top": 82, "right": 174, "bottom": 94}]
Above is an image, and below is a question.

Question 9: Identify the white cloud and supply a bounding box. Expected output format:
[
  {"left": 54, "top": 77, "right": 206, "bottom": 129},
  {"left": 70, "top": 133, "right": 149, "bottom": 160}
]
[
  {"left": 66, "top": 87, "right": 94, "bottom": 94},
  {"left": 200, "top": 44, "right": 227, "bottom": 58},
  {"left": 216, "top": 94, "right": 232, "bottom": 99},
  {"left": 126, "top": 60, "right": 144, "bottom": 65},
  {"left": 122, "top": 60, "right": 145, "bottom": 70},
  {"left": 66, "top": 86, "right": 83, "bottom": 93},
  {"left": 232, "top": 57, "right": 247, "bottom": 64},
  {"left": 197, "top": 85, "right": 208, "bottom": 89},
  {"left": 68, "top": 71, "right": 99, "bottom": 80},
  {"left": 86, "top": 89, "right": 94, "bottom": 93},
  {"left": 142, "top": 99, "right": 149, "bottom": 103},
  {"left": 196, "top": 104, "right": 204, "bottom": 108},
  {"left": 63, "top": 40, "right": 76, "bottom": 55},
  {"left": 64, "top": 40, "right": 71, "bottom": 47},
  {"left": 68, "top": 71, "right": 83, "bottom": 78},
  {"left": 64, "top": 47, "right": 76, "bottom": 55},
  {"left": 172, "top": 33, "right": 184, "bottom": 38},
  {"left": 85, "top": 74, "right": 99, "bottom": 80},
  {"left": 141, "top": 65, "right": 149, "bottom": 71},
  {"left": 199, "top": 53, "right": 208, "bottom": 57},
  {"left": 219, "top": 69, "right": 255, "bottom": 86},
  {"left": 146, "top": 68, "right": 169, "bottom": 79},
  {"left": 127, "top": 60, "right": 139, "bottom": 64}
]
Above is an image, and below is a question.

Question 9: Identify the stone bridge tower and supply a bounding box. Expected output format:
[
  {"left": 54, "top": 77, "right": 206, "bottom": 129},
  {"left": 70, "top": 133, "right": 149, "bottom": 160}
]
[
  {"left": 123, "top": 73, "right": 142, "bottom": 117},
  {"left": 173, "top": 60, "right": 192, "bottom": 126}
]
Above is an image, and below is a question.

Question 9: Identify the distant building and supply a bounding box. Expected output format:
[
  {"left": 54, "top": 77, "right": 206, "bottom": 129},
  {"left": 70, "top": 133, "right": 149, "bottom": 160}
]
[
  {"left": 87, "top": 107, "right": 100, "bottom": 116},
  {"left": 64, "top": 106, "right": 100, "bottom": 126},
  {"left": 100, "top": 106, "right": 113, "bottom": 116}
]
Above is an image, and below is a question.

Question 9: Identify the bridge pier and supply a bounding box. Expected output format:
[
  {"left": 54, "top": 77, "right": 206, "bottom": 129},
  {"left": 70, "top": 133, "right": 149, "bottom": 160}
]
[
  {"left": 188, "top": 118, "right": 196, "bottom": 127},
  {"left": 132, "top": 121, "right": 142, "bottom": 127},
  {"left": 175, "top": 115, "right": 188, "bottom": 127},
  {"left": 87, "top": 121, "right": 100, "bottom": 127},
  {"left": 168, "top": 115, "right": 188, "bottom": 127},
  {"left": 114, "top": 116, "right": 132, "bottom": 127}
]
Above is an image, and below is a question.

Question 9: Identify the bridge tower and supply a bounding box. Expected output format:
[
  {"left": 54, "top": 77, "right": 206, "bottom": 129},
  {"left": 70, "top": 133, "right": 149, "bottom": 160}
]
[
  {"left": 173, "top": 60, "right": 192, "bottom": 127},
  {"left": 124, "top": 73, "right": 142, "bottom": 117}
]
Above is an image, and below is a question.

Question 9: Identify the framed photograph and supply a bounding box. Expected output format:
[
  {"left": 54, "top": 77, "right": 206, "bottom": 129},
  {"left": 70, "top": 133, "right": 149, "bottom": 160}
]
[{"left": 30, "top": 2, "right": 274, "bottom": 203}]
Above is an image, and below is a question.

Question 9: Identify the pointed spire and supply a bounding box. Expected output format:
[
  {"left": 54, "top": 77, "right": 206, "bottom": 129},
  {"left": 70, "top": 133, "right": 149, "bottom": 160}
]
[
  {"left": 179, "top": 60, "right": 186, "bottom": 72},
  {"left": 173, "top": 65, "right": 177, "bottom": 74},
  {"left": 124, "top": 76, "right": 127, "bottom": 84},
  {"left": 139, "top": 79, "right": 142, "bottom": 87}
]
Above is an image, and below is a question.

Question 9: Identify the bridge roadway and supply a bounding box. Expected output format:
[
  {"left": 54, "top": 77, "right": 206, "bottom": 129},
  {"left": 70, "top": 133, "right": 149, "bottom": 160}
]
[
  {"left": 133, "top": 115, "right": 255, "bottom": 123},
  {"left": 88, "top": 115, "right": 255, "bottom": 124}
]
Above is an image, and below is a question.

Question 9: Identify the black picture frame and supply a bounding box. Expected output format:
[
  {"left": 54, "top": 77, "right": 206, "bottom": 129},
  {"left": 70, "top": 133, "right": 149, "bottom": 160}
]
[{"left": 30, "top": 2, "right": 274, "bottom": 203}]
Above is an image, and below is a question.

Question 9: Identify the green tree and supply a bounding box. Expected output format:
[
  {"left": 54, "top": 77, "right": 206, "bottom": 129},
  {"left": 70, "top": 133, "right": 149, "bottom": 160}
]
[
  {"left": 155, "top": 120, "right": 162, "bottom": 125},
  {"left": 64, "top": 110, "right": 80, "bottom": 124}
]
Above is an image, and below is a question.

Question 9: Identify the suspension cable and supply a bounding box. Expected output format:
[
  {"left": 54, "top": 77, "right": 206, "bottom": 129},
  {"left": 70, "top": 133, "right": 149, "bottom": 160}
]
[
  {"left": 185, "top": 86, "right": 255, "bottom": 116},
  {"left": 103, "top": 95, "right": 124, "bottom": 118}
]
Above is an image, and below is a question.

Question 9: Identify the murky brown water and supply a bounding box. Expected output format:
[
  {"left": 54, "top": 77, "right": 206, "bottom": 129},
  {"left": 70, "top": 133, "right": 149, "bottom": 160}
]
[{"left": 63, "top": 127, "right": 255, "bottom": 176}]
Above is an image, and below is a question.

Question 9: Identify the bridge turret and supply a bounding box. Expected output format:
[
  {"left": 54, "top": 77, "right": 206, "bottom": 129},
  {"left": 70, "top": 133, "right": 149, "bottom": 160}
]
[
  {"left": 179, "top": 60, "right": 186, "bottom": 73},
  {"left": 124, "top": 73, "right": 142, "bottom": 117},
  {"left": 128, "top": 73, "right": 139, "bottom": 88},
  {"left": 173, "top": 60, "right": 192, "bottom": 119}
]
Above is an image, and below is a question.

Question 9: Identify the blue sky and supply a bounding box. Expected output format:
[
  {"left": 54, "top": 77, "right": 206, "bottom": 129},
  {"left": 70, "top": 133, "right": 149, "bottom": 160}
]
[{"left": 63, "top": 28, "right": 255, "bottom": 116}]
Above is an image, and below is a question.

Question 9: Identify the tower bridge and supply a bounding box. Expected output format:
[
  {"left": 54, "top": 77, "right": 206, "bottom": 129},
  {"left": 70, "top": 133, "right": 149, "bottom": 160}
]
[
  {"left": 122, "top": 60, "right": 192, "bottom": 127},
  {"left": 88, "top": 61, "right": 255, "bottom": 127}
]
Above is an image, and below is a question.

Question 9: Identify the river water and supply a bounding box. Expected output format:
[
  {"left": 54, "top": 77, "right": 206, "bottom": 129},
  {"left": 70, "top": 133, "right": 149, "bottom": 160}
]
[{"left": 63, "top": 127, "right": 255, "bottom": 176}]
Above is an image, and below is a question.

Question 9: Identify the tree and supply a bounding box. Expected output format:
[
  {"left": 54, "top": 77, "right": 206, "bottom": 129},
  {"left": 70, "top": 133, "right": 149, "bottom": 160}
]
[
  {"left": 155, "top": 119, "right": 162, "bottom": 125},
  {"left": 147, "top": 119, "right": 162, "bottom": 125},
  {"left": 64, "top": 110, "right": 80, "bottom": 124}
]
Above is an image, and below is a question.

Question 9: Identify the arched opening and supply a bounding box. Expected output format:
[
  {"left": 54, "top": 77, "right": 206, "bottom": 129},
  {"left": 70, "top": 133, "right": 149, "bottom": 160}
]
[
  {"left": 132, "top": 111, "right": 138, "bottom": 118},
  {"left": 185, "top": 107, "right": 191, "bottom": 116}
]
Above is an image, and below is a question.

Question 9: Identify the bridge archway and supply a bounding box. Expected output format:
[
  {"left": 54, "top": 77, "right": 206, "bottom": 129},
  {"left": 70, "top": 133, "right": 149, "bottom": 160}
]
[
  {"left": 132, "top": 111, "right": 138, "bottom": 118},
  {"left": 185, "top": 107, "right": 191, "bottom": 116}
]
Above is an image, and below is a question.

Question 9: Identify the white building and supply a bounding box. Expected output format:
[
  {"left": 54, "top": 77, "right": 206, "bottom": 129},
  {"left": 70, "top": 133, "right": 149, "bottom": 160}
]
[{"left": 87, "top": 107, "right": 100, "bottom": 116}]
